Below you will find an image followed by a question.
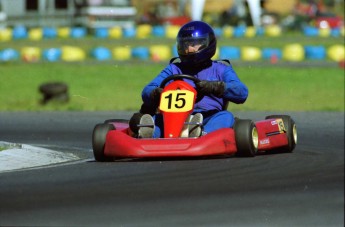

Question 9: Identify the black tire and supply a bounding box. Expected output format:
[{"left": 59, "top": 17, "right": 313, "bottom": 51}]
[
  {"left": 265, "top": 115, "right": 297, "bottom": 153},
  {"left": 104, "top": 119, "right": 129, "bottom": 124},
  {"left": 92, "top": 123, "right": 115, "bottom": 162},
  {"left": 39, "top": 82, "right": 68, "bottom": 96},
  {"left": 234, "top": 119, "right": 258, "bottom": 157},
  {"left": 39, "top": 82, "right": 69, "bottom": 104}
]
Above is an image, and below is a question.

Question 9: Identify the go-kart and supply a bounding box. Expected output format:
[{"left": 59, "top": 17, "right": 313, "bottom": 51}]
[{"left": 92, "top": 74, "right": 297, "bottom": 161}]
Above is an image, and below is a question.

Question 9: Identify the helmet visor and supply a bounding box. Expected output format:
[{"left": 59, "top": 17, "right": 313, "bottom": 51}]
[{"left": 177, "top": 34, "right": 209, "bottom": 55}]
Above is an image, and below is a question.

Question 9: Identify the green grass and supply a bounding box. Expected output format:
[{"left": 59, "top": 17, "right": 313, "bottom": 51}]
[
  {"left": 0, "top": 143, "right": 21, "bottom": 151},
  {"left": 0, "top": 62, "right": 343, "bottom": 111},
  {"left": 236, "top": 65, "right": 344, "bottom": 111}
]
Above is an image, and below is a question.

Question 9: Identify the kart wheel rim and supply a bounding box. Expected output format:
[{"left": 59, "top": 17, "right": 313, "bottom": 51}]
[
  {"left": 252, "top": 127, "right": 259, "bottom": 150},
  {"left": 292, "top": 124, "right": 297, "bottom": 144}
]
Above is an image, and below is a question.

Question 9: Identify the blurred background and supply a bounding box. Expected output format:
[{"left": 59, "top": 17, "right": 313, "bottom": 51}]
[
  {"left": 0, "top": 0, "right": 343, "bottom": 111},
  {"left": 0, "top": 0, "right": 344, "bottom": 30},
  {"left": 0, "top": 0, "right": 344, "bottom": 29},
  {"left": 0, "top": 0, "right": 344, "bottom": 62},
  {"left": 0, "top": 0, "right": 344, "bottom": 63}
]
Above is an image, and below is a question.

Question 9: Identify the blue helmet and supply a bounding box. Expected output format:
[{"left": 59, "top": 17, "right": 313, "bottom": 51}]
[{"left": 177, "top": 21, "right": 217, "bottom": 64}]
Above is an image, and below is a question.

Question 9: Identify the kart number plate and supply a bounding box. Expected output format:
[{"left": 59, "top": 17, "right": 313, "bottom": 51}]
[
  {"left": 277, "top": 119, "right": 286, "bottom": 133},
  {"left": 160, "top": 90, "right": 195, "bottom": 112}
]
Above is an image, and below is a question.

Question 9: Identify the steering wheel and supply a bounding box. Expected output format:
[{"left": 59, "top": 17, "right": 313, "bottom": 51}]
[{"left": 159, "top": 74, "right": 204, "bottom": 102}]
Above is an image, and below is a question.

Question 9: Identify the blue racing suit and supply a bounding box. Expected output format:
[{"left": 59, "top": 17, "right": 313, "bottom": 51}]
[{"left": 141, "top": 60, "right": 248, "bottom": 138}]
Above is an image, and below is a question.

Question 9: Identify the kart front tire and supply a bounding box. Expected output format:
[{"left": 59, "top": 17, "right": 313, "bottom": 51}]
[
  {"left": 234, "top": 119, "right": 258, "bottom": 157},
  {"left": 265, "top": 115, "right": 297, "bottom": 153},
  {"left": 92, "top": 123, "right": 115, "bottom": 162}
]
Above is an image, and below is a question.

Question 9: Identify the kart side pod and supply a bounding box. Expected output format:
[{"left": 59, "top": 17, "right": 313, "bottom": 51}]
[{"left": 260, "top": 115, "right": 297, "bottom": 153}]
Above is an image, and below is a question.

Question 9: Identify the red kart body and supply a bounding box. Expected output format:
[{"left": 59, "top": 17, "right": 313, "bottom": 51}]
[
  {"left": 103, "top": 120, "right": 288, "bottom": 158},
  {"left": 93, "top": 75, "right": 297, "bottom": 161}
]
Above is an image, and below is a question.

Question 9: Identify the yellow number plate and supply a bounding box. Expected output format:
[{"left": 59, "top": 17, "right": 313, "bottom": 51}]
[
  {"left": 159, "top": 90, "right": 195, "bottom": 112},
  {"left": 277, "top": 119, "right": 286, "bottom": 133}
]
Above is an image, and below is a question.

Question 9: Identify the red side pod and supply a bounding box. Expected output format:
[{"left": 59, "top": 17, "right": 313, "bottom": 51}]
[
  {"left": 103, "top": 128, "right": 238, "bottom": 158},
  {"left": 255, "top": 119, "right": 289, "bottom": 151},
  {"left": 111, "top": 122, "right": 129, "bottom": 131}
]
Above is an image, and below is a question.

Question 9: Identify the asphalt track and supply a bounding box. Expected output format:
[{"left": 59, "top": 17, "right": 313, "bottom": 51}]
[{"left": 0, "top": 111, "right": 344, "bottom": 226}]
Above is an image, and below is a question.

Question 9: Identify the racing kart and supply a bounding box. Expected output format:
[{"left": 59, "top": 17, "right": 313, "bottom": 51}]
[{"left": 92, "top": 74, "right": 297, "bottom": 161}]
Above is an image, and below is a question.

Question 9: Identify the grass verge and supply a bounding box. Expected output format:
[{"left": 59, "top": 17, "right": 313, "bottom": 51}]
[{"left": 0, "top": 61, "right": 343, "bottom": 111}]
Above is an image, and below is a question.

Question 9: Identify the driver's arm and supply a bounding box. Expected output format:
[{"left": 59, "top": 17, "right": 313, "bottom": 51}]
[
  {"left": 141, "top": 65, "right": 174, "bottom": 105},
  {"left": 222, "top": 66, "right": 248, "bottom": 104}
]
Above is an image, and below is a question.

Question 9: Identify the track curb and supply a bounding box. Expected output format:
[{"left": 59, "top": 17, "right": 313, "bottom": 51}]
[{"left": 0, "top": 141, "right": 80, "bottom": 173}]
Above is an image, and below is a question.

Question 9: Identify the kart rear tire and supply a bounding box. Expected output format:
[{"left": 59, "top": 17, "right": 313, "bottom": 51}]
[
  {"left": 92, "top": 123, "right": 115, "bottom": 162},
  {"left": 234, "top": 119, "right": 258, "bottom": 157},
  {"left": 265, "top": 115, "right": 297, "bottom": 153}
]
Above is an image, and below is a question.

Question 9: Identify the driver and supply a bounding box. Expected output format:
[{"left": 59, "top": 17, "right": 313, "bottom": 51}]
[{"left": 129, "top": 20, "right": 248, "bottom": 138}]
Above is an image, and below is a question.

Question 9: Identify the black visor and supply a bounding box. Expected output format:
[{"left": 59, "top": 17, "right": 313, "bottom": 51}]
[{"left": 177, "top": 34, "right": 209, "bottom": 54}]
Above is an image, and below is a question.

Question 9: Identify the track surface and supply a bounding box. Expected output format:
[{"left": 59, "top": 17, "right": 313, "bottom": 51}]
[{"left": 0, "top": 111, "right": 344, "bottom": 226}]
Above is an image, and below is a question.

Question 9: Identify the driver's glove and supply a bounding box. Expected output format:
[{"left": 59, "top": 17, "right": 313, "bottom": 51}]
[
  {"left": 150, "top": 87, "right": 163, "bottom": 106},
  {"left": 196, "top": 80, "right": 225, "bottom": 98}
]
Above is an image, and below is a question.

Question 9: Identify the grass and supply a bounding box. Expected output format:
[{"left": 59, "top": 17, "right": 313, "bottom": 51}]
[
  {"left": 236, "top": 65, "right": 344, "bottom": 111},
  {"left": 0, "top": 61, "right": 343, "bottom": 111},
  {"left": 1, "top": 31, "right": 343, "bottom": 112},
  {"left": 0, "top": 143, "right": 22, "bottom": 151}
]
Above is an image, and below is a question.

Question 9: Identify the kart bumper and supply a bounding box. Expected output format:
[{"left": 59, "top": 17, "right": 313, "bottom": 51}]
[{"left": 104, "top": 128, "right": 237, "bottom": 158}]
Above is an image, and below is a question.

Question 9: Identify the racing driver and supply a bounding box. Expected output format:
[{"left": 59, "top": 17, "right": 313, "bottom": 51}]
[{"left": 129, "top": 20, "right": 248, "bottom": 138}]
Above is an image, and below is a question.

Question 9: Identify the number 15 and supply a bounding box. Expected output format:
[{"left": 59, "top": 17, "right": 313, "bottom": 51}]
[{"left": 159, "top": 90, "right": 194, "bottom": 112}]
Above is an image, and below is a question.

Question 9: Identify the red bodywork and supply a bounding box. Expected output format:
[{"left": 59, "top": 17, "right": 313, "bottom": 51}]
[
  {"left": 104, "top": 126, "right": 237, "bottom": 158},
  {"left": 256, "top": 119, "right": 289, "bottom": 150},
  {"left": 159, "top": 80, "right": 197, "bottom": 138},
  {"left": 102, "top": 78, "right": 290, "bottom": 159},
  {"left": 103, "top": 118, "right": 289, "bottom": 159}
]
